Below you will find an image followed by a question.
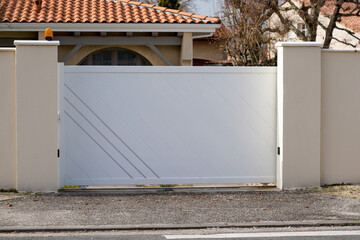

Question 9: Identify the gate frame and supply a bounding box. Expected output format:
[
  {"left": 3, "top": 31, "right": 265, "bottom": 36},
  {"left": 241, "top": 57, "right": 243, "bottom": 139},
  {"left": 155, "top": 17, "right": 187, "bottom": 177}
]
[{"left": 58, "top": 65, "right": 277, "bottom": 187}]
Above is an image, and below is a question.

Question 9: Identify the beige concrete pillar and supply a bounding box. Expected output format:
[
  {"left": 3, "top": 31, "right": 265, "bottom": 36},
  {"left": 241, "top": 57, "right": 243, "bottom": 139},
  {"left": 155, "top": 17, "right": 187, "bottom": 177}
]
[
  {"left": 0, "top": 48, "right": 16, "bottom": 190},
  {"left": 181, "top": 32, "right": 193, "bottom": 66},
  {"left": 14, "top": 40, "right": 60, "bottom": 192},
  {"left": 276, "top": 42, "right": 322, "bottom": 189}
]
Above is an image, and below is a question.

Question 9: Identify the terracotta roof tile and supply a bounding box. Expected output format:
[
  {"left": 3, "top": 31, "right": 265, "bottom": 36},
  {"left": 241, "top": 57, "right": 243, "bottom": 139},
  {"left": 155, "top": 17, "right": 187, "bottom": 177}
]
[{"left": 0, "top": 0, "right": 220, "bottom": 24}]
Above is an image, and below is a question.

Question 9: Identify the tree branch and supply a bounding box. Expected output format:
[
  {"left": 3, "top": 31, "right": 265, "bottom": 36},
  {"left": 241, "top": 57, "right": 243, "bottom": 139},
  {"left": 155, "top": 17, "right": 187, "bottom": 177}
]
[
  {"left": 335, "top": 25, "right": 360, "bottom": 41},
  {"left": 332, "top": 36, "right": 358, "bottom": 47}
]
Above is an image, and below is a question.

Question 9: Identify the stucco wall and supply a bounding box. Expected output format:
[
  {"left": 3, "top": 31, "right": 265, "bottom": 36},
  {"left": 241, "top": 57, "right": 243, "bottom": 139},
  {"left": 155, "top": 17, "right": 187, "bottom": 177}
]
[
  {"left": 62, "top": 45, "right": 181, "bottom": 66},
  {"left": 193, "top": 41, "right": 225, "bottom": 61},
  {"left": 59, "top": 41, "right": 224, "bottom": 66},
  {"left": 58, "top": 45, "right": 75, "bottom": 63},
  {"left": 2, "top": 41, "right": 360, "bottom": 192},
  {"left": 277, "top": 43, "right": 360, "bottom": 188},
  {"left": 276, "top": 43, "right": 322, "bottom": 189},
  {"left": 321, "top": 51, "right": 360, "bottom": 184},
  {"left": 0, "top": 48, "right": 16, "bottom": 189}
]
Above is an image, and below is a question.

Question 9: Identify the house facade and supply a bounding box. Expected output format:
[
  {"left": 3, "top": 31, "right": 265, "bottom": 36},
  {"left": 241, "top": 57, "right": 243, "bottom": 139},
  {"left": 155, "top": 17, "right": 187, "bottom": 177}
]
[{"left": 0, "top": 0, "right": 225, "bottom": 66}]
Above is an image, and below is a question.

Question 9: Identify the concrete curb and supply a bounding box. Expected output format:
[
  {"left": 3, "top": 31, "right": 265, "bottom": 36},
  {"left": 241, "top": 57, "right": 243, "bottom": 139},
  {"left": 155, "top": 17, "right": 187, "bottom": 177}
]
[{"left": 1, "top": 220, "right": 360, "bottom": 233}]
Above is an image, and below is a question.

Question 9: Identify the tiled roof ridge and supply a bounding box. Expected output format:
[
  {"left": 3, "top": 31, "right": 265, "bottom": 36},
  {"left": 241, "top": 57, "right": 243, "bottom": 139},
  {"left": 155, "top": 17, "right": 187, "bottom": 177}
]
[{"left": 115, "top": 0, "right": 220, "bottom": 22}]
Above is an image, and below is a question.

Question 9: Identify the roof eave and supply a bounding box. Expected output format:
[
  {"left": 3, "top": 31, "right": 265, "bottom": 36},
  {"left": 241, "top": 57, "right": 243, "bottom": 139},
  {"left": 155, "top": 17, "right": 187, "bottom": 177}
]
[{"left": 0, "top": 22, "right": 221, "bottom": 33}]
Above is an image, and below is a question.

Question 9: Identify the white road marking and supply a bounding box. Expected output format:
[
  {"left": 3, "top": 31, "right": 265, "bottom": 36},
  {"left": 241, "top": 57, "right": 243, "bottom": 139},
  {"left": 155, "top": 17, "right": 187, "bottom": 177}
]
[{"left": 164, "top": 230, "right": 360, "bottom": 239}]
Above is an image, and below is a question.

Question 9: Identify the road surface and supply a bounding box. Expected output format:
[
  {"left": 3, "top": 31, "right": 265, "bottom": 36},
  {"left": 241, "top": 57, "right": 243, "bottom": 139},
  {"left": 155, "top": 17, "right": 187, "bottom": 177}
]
[{"left": 1, "top": 229, "right": 360, "bottom": 240}]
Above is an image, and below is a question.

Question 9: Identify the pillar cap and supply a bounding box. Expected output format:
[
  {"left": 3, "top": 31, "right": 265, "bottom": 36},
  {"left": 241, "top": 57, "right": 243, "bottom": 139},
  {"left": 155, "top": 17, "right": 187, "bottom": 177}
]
[
  {"left": 0, "top": 48, "right": 16, "bottom": 52},
  {"left": 14, "top": 40, "right": 60, "bottom": 46},
  {"left": 275, "top": 42, "right": 323, "bottom": 48}
]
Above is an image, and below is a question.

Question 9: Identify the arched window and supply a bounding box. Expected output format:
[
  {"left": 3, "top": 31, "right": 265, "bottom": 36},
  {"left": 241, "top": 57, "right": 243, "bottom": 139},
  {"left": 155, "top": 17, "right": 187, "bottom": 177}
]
[{"left": 79, "top": 48, "right": 152, "bottom": 66}]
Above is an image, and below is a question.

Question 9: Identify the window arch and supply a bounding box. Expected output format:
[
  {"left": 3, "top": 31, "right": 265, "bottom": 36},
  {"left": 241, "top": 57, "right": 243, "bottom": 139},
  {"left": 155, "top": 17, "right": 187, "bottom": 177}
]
[{"left": 79, "top": 48, "right": 152, "bottom": 66}]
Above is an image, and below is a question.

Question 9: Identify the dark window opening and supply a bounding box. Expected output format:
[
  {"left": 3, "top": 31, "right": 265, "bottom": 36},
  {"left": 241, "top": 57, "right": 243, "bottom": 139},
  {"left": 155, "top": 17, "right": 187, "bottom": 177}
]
[{"left": 79, "top": 48, "right": 152, "bottom": 66}]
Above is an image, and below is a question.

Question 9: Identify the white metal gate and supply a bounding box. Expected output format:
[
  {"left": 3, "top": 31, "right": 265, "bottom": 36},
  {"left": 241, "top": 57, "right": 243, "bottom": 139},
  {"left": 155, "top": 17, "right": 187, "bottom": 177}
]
[{"left": 59, "top": 65, "right": 277, "bottom": 186}]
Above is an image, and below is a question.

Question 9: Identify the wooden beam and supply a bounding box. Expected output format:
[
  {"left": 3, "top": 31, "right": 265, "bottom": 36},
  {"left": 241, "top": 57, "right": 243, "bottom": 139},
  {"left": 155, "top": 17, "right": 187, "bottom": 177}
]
[
  {"left": 53, "top": 36, "right": 182, "bottom": 46},
  {"left": 61, "top": 44, "right": 82, "bottom": 63},
  {"left": 146, "top": 44, "right": 173, "bottom": 66}
]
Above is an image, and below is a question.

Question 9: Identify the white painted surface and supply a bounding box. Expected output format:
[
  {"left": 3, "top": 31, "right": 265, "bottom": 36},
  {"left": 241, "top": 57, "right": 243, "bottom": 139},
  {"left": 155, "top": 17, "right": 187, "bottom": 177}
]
[
  {"left": 14, "top": 40, "right": 60, "bottom": 46},
  {"left": 275, "top": 42, "right": 323, "bottom": 47},
  {"left": 60, "top": 66, "right": 277, "bottom": 186},
  {"left": 164, "top": 230, "right": 360, "bottom": 239}
]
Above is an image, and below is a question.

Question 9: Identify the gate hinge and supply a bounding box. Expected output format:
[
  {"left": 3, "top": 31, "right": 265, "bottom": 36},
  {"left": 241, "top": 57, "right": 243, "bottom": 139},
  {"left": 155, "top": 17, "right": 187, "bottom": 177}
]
[
  {"left": 58, "top": 149, "right": 60, "bottom": 158},
  {"left": 277, "top": 147, "right": 280, "bottom": 155}
]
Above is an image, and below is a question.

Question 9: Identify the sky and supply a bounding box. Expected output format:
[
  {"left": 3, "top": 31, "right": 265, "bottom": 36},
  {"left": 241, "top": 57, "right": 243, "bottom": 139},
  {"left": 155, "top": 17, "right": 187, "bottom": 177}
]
[{"left": 194, "top": 0, "right": 220, "bottom": 17}]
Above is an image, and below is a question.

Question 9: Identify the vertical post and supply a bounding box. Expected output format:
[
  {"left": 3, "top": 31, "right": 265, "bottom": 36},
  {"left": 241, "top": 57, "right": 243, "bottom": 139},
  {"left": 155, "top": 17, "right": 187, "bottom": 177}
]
[
  {"left": 14, "top": 40, "right": 60, "bottom": 192},
  {"left": 181, "top": 32, "right": 193, "bottom": 66},
  {"left": 276, "top": 42, "right": 322, "bottom": 189},
  {"left": 38, "top": 31, "right": 45, "bottom": 40},
  {"left": 0, "top": 48, "right": 16, "bottom": 189}
]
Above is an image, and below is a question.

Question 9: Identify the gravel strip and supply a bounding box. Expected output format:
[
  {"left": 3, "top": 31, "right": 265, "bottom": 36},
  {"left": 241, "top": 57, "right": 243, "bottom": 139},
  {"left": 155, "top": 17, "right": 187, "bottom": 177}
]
[
  {"left": 0, "top": 193, "right": 25, "bottom": 202},
  {"left": 1, "top": 190, "right": 359, "bottom": 228}
]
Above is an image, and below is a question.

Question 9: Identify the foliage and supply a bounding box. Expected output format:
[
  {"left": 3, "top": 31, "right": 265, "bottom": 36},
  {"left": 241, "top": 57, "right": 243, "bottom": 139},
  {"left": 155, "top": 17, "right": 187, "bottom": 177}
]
[
  {"left": 0, "top": 188, "right": 18, "bottom": 193},
  {"left": 63, "top": 185, "right": 81, "bottom": 189},
  {"left": 139, "top": 0, "right": 195, "bottom": 12},
  {"left": 159, "top": 0, "right": 180, "bottom": 9}
]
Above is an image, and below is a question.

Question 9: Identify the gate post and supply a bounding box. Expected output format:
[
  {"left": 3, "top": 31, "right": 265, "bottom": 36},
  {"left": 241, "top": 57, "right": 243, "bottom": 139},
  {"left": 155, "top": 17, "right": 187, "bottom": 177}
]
[
  {"left": 14, "top": 40, "right": 60, "bottom": 192},
  {"left": 276, "top": 42, "right": 322, "bottom": 189}
]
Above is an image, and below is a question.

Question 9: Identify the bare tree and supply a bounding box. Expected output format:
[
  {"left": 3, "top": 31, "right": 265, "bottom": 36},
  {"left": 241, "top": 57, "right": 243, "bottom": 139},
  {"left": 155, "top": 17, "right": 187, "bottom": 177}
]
[
  {"left": 159, "top": 0, "right": 180, "bottom": 9},
  {"left": 323, "top": 0, "right": 360, "bottom": 48},
  {"left": 140, "top": 0, "right": 158, "bottom": 4},
  {"left": 272, "top": 0, "right": 360, "bottom": 48},
  {"left": 139, "top": 0, "right": 196, "bottom": 12},
  {"left": 220, "top": 0, "right": 360, "bottom": 66},
  {"left": 219, "top": 0, "right": 278, "bottom": 66}
]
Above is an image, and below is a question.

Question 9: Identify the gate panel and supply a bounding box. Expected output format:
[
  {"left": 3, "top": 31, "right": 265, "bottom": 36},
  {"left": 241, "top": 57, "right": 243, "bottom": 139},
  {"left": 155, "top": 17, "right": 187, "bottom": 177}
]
[{"left": 60, "top": 66, "right": 277, "bottom": 186}]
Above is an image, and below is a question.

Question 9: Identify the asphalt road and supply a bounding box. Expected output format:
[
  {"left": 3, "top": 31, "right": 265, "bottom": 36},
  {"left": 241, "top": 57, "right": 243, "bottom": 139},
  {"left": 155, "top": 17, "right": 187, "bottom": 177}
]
[
  {"left": 2, "top": 230, "right": 360, "bottom": 240},
  {"left": 1, "top": 237, "right": 360, "bottom": 240}
]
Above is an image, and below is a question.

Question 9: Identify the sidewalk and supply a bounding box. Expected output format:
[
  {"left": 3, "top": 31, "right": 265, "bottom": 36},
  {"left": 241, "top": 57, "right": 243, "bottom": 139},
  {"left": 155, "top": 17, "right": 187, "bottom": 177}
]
[{"left": 0, "top": 186, "right": 359, "bottom": 232}]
